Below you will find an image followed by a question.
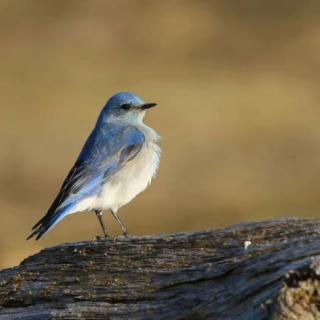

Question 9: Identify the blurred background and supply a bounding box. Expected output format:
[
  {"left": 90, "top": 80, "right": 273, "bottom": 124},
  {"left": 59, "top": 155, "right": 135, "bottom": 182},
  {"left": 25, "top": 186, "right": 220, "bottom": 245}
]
[{"left": 1, "top": 0, "right": 320, "bottom": 268}]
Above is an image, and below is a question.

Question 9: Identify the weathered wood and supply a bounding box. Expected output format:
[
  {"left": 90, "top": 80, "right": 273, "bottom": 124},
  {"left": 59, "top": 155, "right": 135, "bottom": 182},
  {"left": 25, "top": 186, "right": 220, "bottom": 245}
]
[{"left": 1, "top": 218, "right": 320, "bottom": 319}]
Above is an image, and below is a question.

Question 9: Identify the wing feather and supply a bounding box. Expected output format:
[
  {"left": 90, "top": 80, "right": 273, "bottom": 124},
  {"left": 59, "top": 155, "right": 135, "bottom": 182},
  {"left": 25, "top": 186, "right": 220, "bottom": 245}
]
[{"left": 28, "top": 123, "right": 145, "bottom": 239}]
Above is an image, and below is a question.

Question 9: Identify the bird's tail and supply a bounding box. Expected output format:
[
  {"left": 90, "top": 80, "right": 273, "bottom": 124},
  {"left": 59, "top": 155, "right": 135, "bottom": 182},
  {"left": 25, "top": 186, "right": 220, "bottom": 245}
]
[{"left": 27, "top": 204, "right": 73, "bottom": 240}]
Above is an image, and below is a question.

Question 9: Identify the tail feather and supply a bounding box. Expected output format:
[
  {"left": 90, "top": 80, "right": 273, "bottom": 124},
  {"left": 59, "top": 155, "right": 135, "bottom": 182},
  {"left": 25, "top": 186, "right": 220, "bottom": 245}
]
[
  {"left": 27, "top": 205, "right": 73, "bottom": 240},
  {"left": 31, "top": 216, "right": 46, "bottom": 231}
]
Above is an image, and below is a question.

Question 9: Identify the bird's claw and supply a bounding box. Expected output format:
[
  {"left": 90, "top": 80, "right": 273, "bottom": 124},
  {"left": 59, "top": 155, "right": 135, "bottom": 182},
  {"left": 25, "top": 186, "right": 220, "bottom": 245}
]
[
  {"left": 113, "top": 233, "right": 129, "bottom": 242},
  {"left": 92, "top": 234, "right": 110, "bottom": 241},
  {"left": 123, "top": 230, "right": 129, "bottom": 237}
]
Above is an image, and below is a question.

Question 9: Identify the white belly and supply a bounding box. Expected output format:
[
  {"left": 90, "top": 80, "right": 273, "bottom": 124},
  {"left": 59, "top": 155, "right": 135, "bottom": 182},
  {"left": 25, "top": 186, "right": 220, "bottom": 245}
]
[{"left": 95, "top": 141, "right": 160, "bottom": 212}]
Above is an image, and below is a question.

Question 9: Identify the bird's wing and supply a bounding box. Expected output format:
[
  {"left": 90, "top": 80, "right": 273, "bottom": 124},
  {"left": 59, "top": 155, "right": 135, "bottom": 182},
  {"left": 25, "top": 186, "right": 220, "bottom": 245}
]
[
  {"left": 60, "top": 124, "right": 145, "bottom": 204},
  {"left": 28, "top": 123, "right": 145, "bottom": 240}
]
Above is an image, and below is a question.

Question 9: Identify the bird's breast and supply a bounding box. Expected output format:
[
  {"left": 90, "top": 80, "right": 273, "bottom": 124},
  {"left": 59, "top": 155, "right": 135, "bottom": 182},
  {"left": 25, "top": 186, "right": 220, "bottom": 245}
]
[{"left": 96, "top": 138, "right": 161, "bottom": 212}]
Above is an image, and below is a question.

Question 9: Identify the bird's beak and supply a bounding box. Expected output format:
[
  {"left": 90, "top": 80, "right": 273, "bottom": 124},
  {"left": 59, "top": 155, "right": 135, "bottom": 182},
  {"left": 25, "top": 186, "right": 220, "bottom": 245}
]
[{"left": 140, "top": 103, "right": 157, "bottom": 110}]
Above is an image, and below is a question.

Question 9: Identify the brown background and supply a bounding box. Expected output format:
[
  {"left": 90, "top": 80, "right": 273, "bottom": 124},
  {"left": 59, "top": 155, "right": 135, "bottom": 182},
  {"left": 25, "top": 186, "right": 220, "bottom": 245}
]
[{"left": 1, "top": 0, "right": 320, "bottom": 268}]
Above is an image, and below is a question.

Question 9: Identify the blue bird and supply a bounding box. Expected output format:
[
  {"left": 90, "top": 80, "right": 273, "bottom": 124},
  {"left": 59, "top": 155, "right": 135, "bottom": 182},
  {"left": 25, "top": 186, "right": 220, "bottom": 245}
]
[{"left": 28, "top": 92, "right": 160, "bottom": 240}]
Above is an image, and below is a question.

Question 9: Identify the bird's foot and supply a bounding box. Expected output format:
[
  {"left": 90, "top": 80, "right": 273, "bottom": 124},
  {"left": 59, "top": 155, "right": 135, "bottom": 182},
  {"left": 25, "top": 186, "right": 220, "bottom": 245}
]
[
  {"left": 113, "top": 233, "right": 129, "bottom": 242},
  {"left": 123, "top": 230, "right": 129, "bottom": 237},
  {"left": 92, "top": 234, "right": 110, "bottom": 241}
]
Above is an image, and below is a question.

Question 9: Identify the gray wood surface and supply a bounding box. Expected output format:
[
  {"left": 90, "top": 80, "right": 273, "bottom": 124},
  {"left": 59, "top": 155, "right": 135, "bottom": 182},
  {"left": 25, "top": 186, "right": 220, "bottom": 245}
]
[{"left": 1, "top": 218, "right": 320, "bottom": 319}]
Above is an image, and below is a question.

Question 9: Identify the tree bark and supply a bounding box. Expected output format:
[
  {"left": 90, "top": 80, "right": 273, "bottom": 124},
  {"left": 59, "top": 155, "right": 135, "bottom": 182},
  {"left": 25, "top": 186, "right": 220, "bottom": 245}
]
[{"left": 1, "top": 218, "right": 320, "bottom": 319}]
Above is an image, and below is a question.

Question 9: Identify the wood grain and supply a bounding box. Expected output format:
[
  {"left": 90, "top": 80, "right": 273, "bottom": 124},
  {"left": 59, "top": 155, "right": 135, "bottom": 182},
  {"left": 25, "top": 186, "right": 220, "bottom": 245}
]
[{"left": 1, "top": 218, "right": 320, "bottom": 319}]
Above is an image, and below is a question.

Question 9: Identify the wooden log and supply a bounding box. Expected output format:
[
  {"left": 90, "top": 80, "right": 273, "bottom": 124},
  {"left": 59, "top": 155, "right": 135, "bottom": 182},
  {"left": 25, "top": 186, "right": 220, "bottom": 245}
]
[{"left": 1, "top": 218, "right": 320, "bottom": 319}]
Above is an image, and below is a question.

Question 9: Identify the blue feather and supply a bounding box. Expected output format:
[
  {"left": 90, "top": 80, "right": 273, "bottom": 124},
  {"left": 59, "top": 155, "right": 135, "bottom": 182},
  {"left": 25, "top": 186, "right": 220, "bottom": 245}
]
[{"left": 28, "top": 122, "right": 145, "bottom": 240}]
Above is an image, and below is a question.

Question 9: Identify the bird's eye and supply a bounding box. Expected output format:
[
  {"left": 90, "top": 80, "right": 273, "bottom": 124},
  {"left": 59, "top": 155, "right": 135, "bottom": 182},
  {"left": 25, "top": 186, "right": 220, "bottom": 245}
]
[{"left": 121, "top": 103, "right": 131, "bottom": 111}]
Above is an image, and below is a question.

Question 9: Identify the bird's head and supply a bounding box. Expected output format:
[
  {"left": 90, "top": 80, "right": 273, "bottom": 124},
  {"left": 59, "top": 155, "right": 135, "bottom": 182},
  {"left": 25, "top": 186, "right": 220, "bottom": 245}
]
[{"left": 100, "top": 92, "right": 157, "bottom": 123}]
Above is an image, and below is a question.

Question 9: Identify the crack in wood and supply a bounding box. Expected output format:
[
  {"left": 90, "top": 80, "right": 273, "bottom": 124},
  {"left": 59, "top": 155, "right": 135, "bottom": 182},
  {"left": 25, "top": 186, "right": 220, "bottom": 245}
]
[{"left": 1, "top": 218, "right": 320, "bottom": 319}]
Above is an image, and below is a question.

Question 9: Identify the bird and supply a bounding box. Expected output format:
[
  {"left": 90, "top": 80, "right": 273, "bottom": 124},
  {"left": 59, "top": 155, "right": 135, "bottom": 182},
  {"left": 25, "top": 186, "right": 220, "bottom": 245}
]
[{"left": 27, "top": 92, "right": 160, "bottom": 240}]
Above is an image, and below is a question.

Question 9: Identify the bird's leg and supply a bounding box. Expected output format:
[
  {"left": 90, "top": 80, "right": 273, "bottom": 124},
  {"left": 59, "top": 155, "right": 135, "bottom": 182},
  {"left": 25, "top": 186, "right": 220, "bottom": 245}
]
[
  {"left": 110, "top": 210, "right": 128, "bottom": 236},
  {"left": 95, "top": 210, "right": 108, "bottom": 238}
]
